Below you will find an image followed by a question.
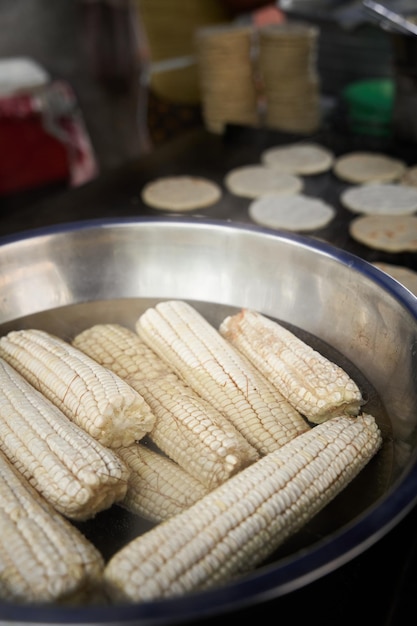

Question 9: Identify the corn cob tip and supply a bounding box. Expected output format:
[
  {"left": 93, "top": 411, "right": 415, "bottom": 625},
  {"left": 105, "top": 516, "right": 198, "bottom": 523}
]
[
  {"left": 219, "top": 308, "right": 364, "bottom": 424},
  {"left": 0, "top": 328, "right": 157, "bottom": 448}
]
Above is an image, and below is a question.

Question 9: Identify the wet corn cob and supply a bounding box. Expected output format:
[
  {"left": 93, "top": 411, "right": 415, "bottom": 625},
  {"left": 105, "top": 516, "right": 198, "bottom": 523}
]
[
  {"left": 118, "top": 443, "right": 209, "bottom": 522},
  {"left": 0, "top": 357, "right": 129, "bottom": 520},
  {"left": 219, "top": 309, "right": 363, "bottom": 424},
  {"left": 135, "top": 300, "right": 310, "bottom": 456},
  {"left": 104, "top": 413, "right": 382, "bottom": 602},
  {"left": 73, "top": 323, "right": 259, "bottom": 489},
  {"left": 0, "top": 448, "right": 105, "bottom": 605},
  {"left": 0, "top": 328, "right": 156, "bottom": 448}
]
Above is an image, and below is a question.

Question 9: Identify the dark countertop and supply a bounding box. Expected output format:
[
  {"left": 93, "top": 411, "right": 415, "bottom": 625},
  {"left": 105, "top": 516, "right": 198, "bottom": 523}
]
[
  {"left": 1, "top": 123, "right": 417, "bottom": 625},
  {"left": 1, "top": 123, "right": 416, "bottom": 271}
]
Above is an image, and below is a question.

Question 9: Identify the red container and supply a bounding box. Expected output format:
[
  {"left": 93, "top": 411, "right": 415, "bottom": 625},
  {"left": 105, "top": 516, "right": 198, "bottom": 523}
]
[{"left": 0, "top": 91, "right": 70, "bottom": 195}]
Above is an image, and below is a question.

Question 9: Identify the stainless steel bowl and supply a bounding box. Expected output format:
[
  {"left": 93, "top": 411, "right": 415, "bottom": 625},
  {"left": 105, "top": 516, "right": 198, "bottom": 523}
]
[{"left": 1, "top": 216, "right": 417, "bottom": 625}]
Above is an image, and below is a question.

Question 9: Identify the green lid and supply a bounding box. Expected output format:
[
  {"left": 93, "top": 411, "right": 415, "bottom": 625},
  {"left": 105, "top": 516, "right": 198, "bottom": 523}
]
[{"left": 342, "top": 79, "right": 394, "bottom": 136}]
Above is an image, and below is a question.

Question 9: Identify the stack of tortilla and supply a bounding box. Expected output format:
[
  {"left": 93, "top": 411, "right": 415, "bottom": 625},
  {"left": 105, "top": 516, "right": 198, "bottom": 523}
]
[
  {"left": 195, "top": 24, "right": 259, "bottom": 134},
  {"left": 257, "top": 21, "right": 321, "bottom": 134}
]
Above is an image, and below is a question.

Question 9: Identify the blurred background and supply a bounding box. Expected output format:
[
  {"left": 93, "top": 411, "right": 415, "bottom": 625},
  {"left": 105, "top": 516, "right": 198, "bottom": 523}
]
[{"left": 0, "top": 0, "right": 415, "bottom": 202}]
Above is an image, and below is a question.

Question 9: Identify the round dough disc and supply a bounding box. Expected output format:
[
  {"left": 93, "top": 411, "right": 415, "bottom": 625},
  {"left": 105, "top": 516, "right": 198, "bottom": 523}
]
[
  {"left": 224, "top": 164, "right": 303, "bottom": 198},
  {"left": 373, "top": 262, "right": 417, "bottom": 296},
  {"left": 340, "top": 183, "right": 417, "bottom": 215},
  {"left": 261, "top": 142, "right": 334, "bottom": 175},
  {"left": 249, "top": 193, "right": 335, "bottom": 231},
  {"left": 401, "top": 165, "right": 417, "bottom": 187},
  {"left": 333, "top": 151, "right": 406, "bottom": 184},
  {"left": 141, "top": 176, "right": 222, "bottom": 211},
  {"left": 349, "top": 214, "right": 417, "bottom": 252}
]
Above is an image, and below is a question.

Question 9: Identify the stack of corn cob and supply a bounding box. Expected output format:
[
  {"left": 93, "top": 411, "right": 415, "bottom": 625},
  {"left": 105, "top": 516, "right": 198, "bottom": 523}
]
[
  {"left": 0, "top": 300, "right": 382, "bottom": 606},
  {"left": 72, "top": 322, "right": 260, "bottom": 491}
]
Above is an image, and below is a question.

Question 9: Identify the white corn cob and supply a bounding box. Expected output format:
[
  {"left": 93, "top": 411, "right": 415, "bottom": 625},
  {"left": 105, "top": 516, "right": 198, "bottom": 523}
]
[
  {"left": 135, "top": 300, "right": 310, "bottom": 456},
  {"left": 73, "top": 323, "right": 259, "bottom": 489},
  {"left": 0, "top": 448, "right": 105, "bottom": 605},
  {"left": 118, "top": 443, "right": 209, "bottom": 523},
  {"left": 104, "top": 413, "right": 382, "bottom": 602},
  {"left": 0, "top": 357, "right": 129, "bottom": 521},
  {"left": 219, "top": 309, "right": 363, "bottom": 424},
  {"left": 0, "top": 328, "right": 156, "bottom": 448}
]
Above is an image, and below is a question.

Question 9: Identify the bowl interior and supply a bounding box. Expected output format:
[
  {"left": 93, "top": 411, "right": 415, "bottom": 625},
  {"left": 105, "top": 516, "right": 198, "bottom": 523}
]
[{"left": 1, "top": 217, "right": 417, "bottom": 624}]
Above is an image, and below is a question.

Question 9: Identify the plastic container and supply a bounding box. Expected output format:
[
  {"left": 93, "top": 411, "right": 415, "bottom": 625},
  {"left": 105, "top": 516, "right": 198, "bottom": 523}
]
[
  {"left": 0, "top": 58, "right": 69, "bottom": 195},
  {"left": 342, "top": 78, "right": 394, "bottom": 137}
]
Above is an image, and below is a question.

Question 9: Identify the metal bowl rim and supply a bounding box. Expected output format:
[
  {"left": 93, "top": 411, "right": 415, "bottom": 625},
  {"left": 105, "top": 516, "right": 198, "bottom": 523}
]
[{"left": 1, "top": 216, "right": 417, "bottom": 624}]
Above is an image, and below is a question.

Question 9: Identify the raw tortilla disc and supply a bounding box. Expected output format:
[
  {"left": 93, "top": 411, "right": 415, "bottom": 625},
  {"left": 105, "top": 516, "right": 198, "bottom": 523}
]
[
  {"left": 340, "top": 183, "right": 417, "bottom": 215},
  {"left": 373, "top": 262, "right": 417, "bottom": 296},
  {"left": 141, "top": 176, "right": 222, "bottom": 211},
  {"left": 224, "top": 164, "right": 303, "bottom": 198},
  {"left": 349, "top": 214, "right": 417, "bottom": 252},
  {"left": 401, "top": 165, "right": 417, "bottom": 187},
  {"left": 248, "top": 193, "right": 335, "bottom": 231},
  {"left": 261, "top": 142, "right": 334, "bottom": 175},
  {"left": 333, "top": 151, "right": 406, "bottom": 184}
]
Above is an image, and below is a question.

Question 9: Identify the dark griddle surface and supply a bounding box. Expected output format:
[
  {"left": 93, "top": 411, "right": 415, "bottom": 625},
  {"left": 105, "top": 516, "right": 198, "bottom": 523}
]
[{"left": 1, "top": 124, "right": 416, "bottom": 271}]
